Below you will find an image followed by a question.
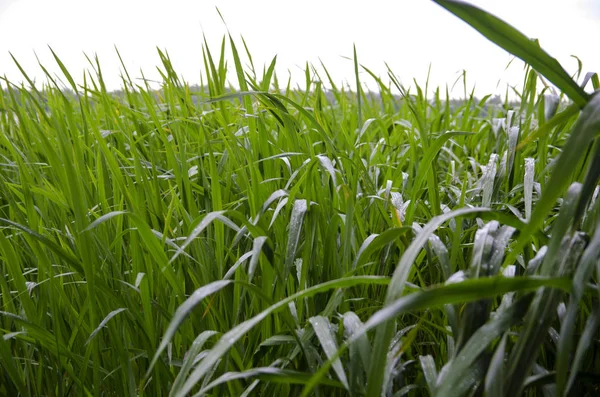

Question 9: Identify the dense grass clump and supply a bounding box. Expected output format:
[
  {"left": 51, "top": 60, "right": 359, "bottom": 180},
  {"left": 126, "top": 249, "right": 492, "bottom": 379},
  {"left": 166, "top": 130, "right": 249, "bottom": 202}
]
[{"left": 1, "top": 1, "right": 600, "bottom": 396}]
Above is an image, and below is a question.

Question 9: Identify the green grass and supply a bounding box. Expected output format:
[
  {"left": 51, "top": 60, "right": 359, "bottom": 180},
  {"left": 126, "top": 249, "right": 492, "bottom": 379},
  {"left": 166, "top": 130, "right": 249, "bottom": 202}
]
[{"left": 1, "top": 1, "right": 600, "bottom": 396}]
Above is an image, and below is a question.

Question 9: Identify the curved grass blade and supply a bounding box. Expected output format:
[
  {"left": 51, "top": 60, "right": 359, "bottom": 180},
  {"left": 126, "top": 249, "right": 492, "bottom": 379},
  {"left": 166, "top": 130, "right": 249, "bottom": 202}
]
[
  {"left": 367, "top": 207, "right": 492, "bottom": 396},
  {"left": 427, "top": 231, "right": 451, "bottom": 281},
  {"left": 196, "top": 367, "right": 345, "bottom": 395},
  {"left": 436, "top": 294, "right": 533, "bottom": 396},
  {"left": 309, "top": 316, "right": 349, "bottom": 390},
  {"left": 301, "top": 276, "right": 571, "bottom": 397},
  {"left": 223, "top": 252, "right": 253, "bottom": 280},
  {"left": 556, "top": 219, "right": 600, "bottom": 395},
  {"left": 173, "top": 276, "right": 389, "bottom": 397},
  {"left": 509, "top": 94, "right": 600, "bottom": 264},
  {"left": 285, "top": 200, "right": 308, "bottom": 282},
  {"left": 248, "top": 236, "right": 269, "bottom": 282},
  {"left": 544, "top": 94, "right": 561, "bottom": 121},
  {"left": 170, "top": 331, "right": 219, "bottom": 396},
  {"left": 83, "top": 211, "right": 127, "bottom": 232},
  {"left": 484, "top": 334, "right": 507, "bottom": 397},
  {"left": 342, "top": 311, "right": 371, "bottom": 382},
  {"left": 0, "top": 217, "right": 82, "bottom": 272},
  {"left": 352, "top": 227, "right": 412, "bottom": 270},
  {"left": 257, "top": 189, "right": 288, "bottom": 219},
  {"left": 433, "top": 0, "right": 589, "bottom": 107},
  {"left": 169, "top": 211, "right": 236, "bottom": 263},
  {"left": 316, "top": 154, "right": 338, "bottom": 187},
  {"left": 85, "top": 308, "right": 127, "bottom": 346},
  {"left": 145, "top": 280, "right": 232, "bottom": 380},
  {"left": 481, "top": 154, "right": 499, "bottom": 207},
  {"left": 420, "top": 355, "right": 438, "bottom": 395}
]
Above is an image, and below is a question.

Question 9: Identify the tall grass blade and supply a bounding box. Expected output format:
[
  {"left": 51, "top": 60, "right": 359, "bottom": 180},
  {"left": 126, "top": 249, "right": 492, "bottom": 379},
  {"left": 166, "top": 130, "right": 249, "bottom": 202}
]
[
  {"left": 145, "top": 280, "right": 232, "bottom": 379},
  {"left": 85, "top": 308, "right": 127, "bottom": 346},
  {"left": 436, "top": 294, "right": 533, "bottom": 396},
  {"left": 484, "top": 334, "right": 507, "bottom": 397},
  {"left": 309, "top": 316, "right": 349, "bottom": 390},
  {"left": 433, "top": 0, "right": 590, "bottom": 107},
  {"left": 367, "top": 207, "right": 491, "bottom": 396},
  {"left": 510, "top": 95, "right": 600, "bottom": 263},
  {"left": 419, "top": 355, "right": 438, "bottom": 395},
  {"left": 285, "top": 200, "right": 308, "bottom": 282},
  {"left": 170, "top": 331, "right": 219, "bottom": 396},
  {"left": 302, "top": 276, "right": 571, "bottom": 396},
  {"left": 176, "top": 277, "right": 389, "bottom": 397},
  {"left": 556, "top": 219, "right": 600, "bottom": 395}
]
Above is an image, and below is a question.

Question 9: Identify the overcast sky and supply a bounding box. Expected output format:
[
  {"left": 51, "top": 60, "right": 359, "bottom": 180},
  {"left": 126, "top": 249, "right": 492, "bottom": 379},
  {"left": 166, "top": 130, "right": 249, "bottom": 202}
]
[{"left": 0, "top": 0, "right": 598, "bottom": 96}]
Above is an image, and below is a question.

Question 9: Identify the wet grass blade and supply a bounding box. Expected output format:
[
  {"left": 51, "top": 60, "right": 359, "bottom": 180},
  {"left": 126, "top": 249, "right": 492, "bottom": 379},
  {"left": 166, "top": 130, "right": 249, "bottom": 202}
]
[
  {"left": 484, "top": 334, "right": 507, "bottom": 397},
  {"left": 420, "top": 355, "right": 438, "bottom": 395},
  {"left": 509, "top": 94, "right": 600, "bottom": 264},
  {"left": 556, "top": 219, "right": 600, "bottom": 395},
  {"left": 353, "top": 227, "right": 412, "bottom": 270},
  {"left": 367, "top": 207, "right": 491, "bottom": 396},
  {"left": 285, "top": 200, "right": 308, "bottom": 282},
  {"left": 524, "top": 158, "right": 535, "bottom": 222},
  {"left": 302, "top": 276, "right": 571, "bottom": 397},
  {"left": 565, "top": 305, "right": 600, "bottom": 394},
  {"left": 436, "top": 294, "right": 533, "bottom": 396},
  {"left": 309, "top": 316, "right": 349, "bottom": 390}
]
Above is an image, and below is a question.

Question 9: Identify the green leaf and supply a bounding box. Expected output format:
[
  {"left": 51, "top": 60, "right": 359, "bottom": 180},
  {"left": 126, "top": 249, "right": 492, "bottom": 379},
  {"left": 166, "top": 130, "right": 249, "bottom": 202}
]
[
  {"left": 0, "top": 336, "right": 28, "bottom": 396},
  {"left": 484, "top": 334, "right": 507, "bottom": 397},
  {"left": 170, "top": 211, "right": 232, "bottom": 263},
  {"left": 0, "top": 217, "right": 82, "bottom": 272},
  {"left": 171, "top": 331, "right": 219, "bottom": 395},
  {"left": 302, "top": 276, "right": 571, "bottom": 397},
  {"left": 285, "top": 200, "right": 309, "bottom": 281},
  {"left": 85, "top": 308, "right": 127, "bottom": 346},
  {"left": 145, "top": 280, "right": 232, "bottom": 379},
  {"left": 84, "top": 211, "right": 127, "bottom": 232},
  {"left": 556, "top": 219, "right": 600, "bottom": 395},
  {"left": 433, "top": 0, "right": 589, "bottom": 108},
  {"left": 367, "top": 207, "right": 492, "bottom": 396},
  {"left": 353, "top": 227, "right": 412, "bottom": 270},
  {"left": 342, "top": 311, "right": 371, "bottom": 380},
  {"left": 510, "top": 94, "right": 600, "bottom": 263},
  {"left": 436, "top": 294, "right": 533, "bottom": 396},
  {"left": 173, "top": 276, "right": 389, "bottom": 397},
  {"left": 309, "top": 316, "right": 349, "bottom": 390},
  {"left": 420, "top": 355, "right": 438, "bottom": 395}
]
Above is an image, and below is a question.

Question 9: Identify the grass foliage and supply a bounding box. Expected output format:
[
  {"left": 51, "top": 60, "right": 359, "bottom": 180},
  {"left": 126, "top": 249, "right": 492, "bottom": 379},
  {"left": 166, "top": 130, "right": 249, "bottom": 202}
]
[{"left": 1, "top": 1, "right": 600, "bottom": 395}]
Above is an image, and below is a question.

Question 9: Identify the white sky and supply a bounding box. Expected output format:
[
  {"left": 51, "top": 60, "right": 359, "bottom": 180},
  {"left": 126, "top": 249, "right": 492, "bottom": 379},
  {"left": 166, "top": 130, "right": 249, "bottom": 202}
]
[{"left": 0, "top": 0, "right": 598, "bottom": 96}]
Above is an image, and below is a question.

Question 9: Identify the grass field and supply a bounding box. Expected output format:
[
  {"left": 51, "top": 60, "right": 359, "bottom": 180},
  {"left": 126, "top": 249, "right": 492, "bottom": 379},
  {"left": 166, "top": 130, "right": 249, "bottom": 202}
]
[{"left": 1, "top": 1, "right": 600, "bottom": 396}]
